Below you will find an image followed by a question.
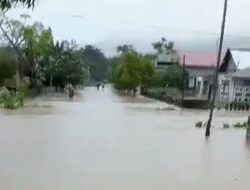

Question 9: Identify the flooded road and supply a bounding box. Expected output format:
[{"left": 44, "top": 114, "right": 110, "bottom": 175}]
[{"left": 1, "top": 86, "right": 250, "bottom": 190}]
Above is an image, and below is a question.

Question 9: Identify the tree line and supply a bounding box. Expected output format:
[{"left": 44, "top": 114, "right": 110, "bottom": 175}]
[
  {"left": 0, "top": 18, "right": 110, "bottom": 90},
  {"left": 0, "top": 0, "right": 188, "bottom": 95}
]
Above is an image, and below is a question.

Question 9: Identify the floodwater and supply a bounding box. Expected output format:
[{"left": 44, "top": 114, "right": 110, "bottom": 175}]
[{"left": 1, "top": 86, "right": 250, "bottom": 190}]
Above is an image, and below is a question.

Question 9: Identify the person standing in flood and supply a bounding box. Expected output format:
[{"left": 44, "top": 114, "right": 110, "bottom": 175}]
[
  {"left": 102, "top": 84, "right": 105, "bottom": 91},
  {"left": 68, "top": 83, "right": 74, "bottom": 98},
  {"left": 96, "top": 83, "right": 100, "bottom": 90}
]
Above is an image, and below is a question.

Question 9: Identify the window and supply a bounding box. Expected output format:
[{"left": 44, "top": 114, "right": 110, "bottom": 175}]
[
  {"left": 244, "top": 80, "right": 250, "bottom": 86},
  {"left": 235, "top": 93, "right": 242, "bottom": 97}
]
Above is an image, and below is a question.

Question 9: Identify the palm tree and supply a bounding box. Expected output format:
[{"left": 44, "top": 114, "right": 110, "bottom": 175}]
[
  {"left": 152, "top": 37, "right": 175, "bottom": 53},
  {"left": 116, "top": 44, "right": 133, "bottom": 54},
  {"left": 0, "top": 0, "right": 35, "bottom": 10}
]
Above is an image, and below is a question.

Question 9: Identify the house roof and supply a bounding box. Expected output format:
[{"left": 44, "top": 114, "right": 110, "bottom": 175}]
[
  {"left": 220, "top": 48, "right": 250, "bottom": 73},
  {"left": 180, "top": 52, "right": 217, "bottom": 68},
  {"left": 230, "top": 49, "right": 250, "bottom": 69},
  {"left": 232, "top": 67, "right": 250, "bottom": 78}
]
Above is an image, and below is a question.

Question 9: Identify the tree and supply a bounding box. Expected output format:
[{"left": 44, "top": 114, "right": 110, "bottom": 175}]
[
  {"left": 116, "top": 44, "right": 134, "bottom": 54},
  {"left": 152, "top": 37, "right": 174, "bottom": 53},
  {"left": 0, "top": 17, "right": 25, "bottom": 71},
  {"left": 83, "top": 45, "right": 108, "bottom": 82},
  {"left": 42, "top": 40, "right": 87, "bottom": 88},
  {"left": 0, "top": 47, "right": 17, "bottom": 85},
  {"left": 22, "top": 22, "right": 54, "bottom": 86},
  {"left": 43, "top": 40, "right": 67, "bottom": 87},
  {"left": 141, "top": 60, "right": 155, "bottom": 90},
  {"left": 0, "top": 18, "right": 54, "bottom": 87},
  {"left": 113, "top": 52, "right": 155, "bottom": 92},
  {"left": 162, "top": 65, "right": 189, "bottom": 89},
  {"left": 143, "top": 53, "right": 157, "bottom": 61},
  {"left": 107, "top": 56, "right": 121, "bottom": 82},
  {"left": 0, "top": 0, "right": 35, "bottom": 10},
  {"left": 52, "top": 55, "right": 85, "bottom": 88},
  {"left": 116, "top": 53, "right": 142, "bottom": 90}
]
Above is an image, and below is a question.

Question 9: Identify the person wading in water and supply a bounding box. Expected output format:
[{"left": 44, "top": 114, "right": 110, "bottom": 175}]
[
  {"left": 96, "top": 83, "right": 101, "bottom": 91},
  {"left": 68, "top": 83, "right": 74, "bottom": 99}
]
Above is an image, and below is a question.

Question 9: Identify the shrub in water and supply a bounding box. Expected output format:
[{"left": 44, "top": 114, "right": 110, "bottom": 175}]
[
  {"left": 195, "top": 121, "right": 203, "bottom": 128},
  {"left": 2, "top": 91, "right": 24, "bottom": 109}
]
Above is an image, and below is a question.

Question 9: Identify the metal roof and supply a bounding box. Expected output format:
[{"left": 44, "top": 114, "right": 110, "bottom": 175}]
[
  {"left": 180, "top": 52, "right": 217, "bottom": 68},
  {"left": 232, "top": 67, "right": 250, "bottom": 78},
  {"left": 230, "top": 49, "right": 250, "bottom": 69}
]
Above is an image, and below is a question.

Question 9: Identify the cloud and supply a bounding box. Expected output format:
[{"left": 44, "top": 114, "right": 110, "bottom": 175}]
[{"left": 6, "top": 0, "right": 250, "bottom": 56}]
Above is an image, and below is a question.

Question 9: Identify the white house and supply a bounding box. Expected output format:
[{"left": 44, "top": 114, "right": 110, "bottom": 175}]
[
  {"left": 219, "top": 48, "right": 250, "bottom": 103},
  {"left": 155, "top": 48, "right": 179, "bottom": 72}
]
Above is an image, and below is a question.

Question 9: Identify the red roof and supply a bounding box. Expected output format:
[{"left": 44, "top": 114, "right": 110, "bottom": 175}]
[{"left": 180, "top": 52, "right": 217, "bottom": 68}]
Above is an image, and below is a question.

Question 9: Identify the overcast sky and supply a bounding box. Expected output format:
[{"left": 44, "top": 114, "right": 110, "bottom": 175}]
[{"left": 7, "top": 0, "right": 250, "bottom": 56}]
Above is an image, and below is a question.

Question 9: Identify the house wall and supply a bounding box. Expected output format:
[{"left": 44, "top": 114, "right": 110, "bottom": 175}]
[
  {"left": 232, "top": 78, "right": 250, "bottom": 102},
  {"left": 218, "top": 53, "right": 238, "bottom": 103},
  {"left": 219, "top": 75, "right": 250, "bottom": 102},
  {"left": 227, "top": 57, "right": 237, "bottom": 73},
  {"left": 185, "top": 67, "right": 213, "bottom": 99},
  {"left": 218, "top": 74, "right": 232, "bottom": 102}
]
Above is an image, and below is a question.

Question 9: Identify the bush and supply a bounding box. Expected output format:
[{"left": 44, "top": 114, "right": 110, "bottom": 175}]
[
  {"left": 195, "top": 121, "right": 203, "bottom": 128},
  {"left": 233, "top": 122, "right": 248, "bottom": 128},
  {"left": 2, "top": 91, "right": 24, "bottom": 109},
  {"left": 162, "top": 65, "right": 189, "bottom": 89}
]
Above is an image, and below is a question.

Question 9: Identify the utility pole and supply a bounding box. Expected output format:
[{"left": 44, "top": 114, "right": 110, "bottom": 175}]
[
  {"left": 182, "top": 55, "right": 186, "bottom": 105},
  {"left": 206, "top": 0, "right": 229, "bottom": 137}
]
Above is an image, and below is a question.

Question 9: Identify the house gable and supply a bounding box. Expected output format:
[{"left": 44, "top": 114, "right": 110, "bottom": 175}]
[{"left": 220, "top": 49, "right": 237, "bottom": 73}]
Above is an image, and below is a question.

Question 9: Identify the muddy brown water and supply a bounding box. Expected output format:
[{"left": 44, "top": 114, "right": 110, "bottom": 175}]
[{"left": 1, "top": 86, "right": 250, "bottom": 190}]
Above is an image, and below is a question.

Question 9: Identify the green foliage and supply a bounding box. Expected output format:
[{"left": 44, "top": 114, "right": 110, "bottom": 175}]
[
  {"left": 162, "top": 65, "right": 189, "bottom": 89},
  {"left": 151, "top": 73, "right": 164, "bottom": 87},
  {"left": 152, "top": 37, "right": 174, "bottom": 53},
  {"left": 143, "top": 53, "right": 157, "bottom": 61},
  {"left": 83, "top": 45, "right": 108, "bottom": 82},
  {"left": 0, "top": 0, "right": 35, "bottom": 10},
  {"left": 116, "top": 44, "right": 134, "bottom": 54},
  {"left": 233, "top": 122, "right": 248, "bottom": 129},
  {"left": 40, "top": 40, "right": 86, "bottom": 88},
  {"left": 22, "top": 23, "right": 54, "bottom": 86},
  {"left": 107, "top": 56, "right": 121, "bottom": 82},
  {"left": 1, "top": 17, "right": 87, "bottom": 89},
  {"left": 113, "top": 52, "right": 155, "bottom": 90},
  {"left": 52, "top": 54, "right": 85, "bottom": 88},
  {"left": 141, "top": 60, "right": 155, "bottom": 89},
  {"left": 195, "top": 121, "right": 203, "bottom": 128},
  {"left": 0, "top": 49, "right": 17, "bottom": 86},
  {"left": 2, "top": 91, "right": 24, "bottom": 109}
]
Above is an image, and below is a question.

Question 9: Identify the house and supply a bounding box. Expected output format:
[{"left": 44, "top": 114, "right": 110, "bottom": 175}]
[
  {"left": 154, "top": 49, "right": 217, "bottom": 100},
  {"left": 181, "top": 52, "right": 217, "bottom": 100},
  {"left": 219, "top": 48, "right": 250, "bottom": 103},
  {"left": 155, "top": 48, "right": 179, "bottom": 72}
]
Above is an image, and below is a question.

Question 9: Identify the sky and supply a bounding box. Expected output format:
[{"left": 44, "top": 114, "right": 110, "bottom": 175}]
[{"left": 6, "top": 0, "right": 250, "bottom": 56}]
